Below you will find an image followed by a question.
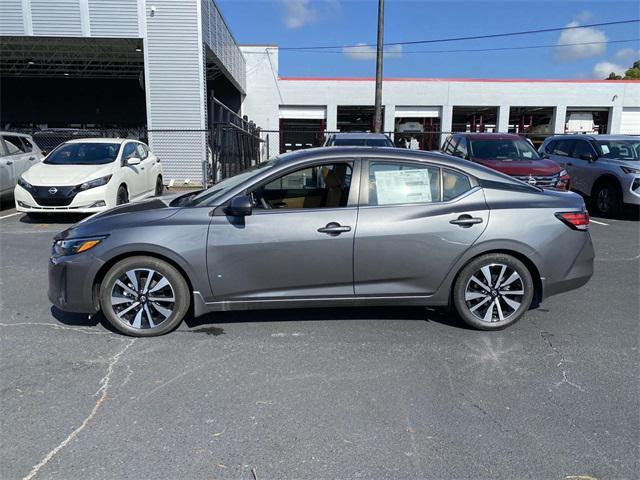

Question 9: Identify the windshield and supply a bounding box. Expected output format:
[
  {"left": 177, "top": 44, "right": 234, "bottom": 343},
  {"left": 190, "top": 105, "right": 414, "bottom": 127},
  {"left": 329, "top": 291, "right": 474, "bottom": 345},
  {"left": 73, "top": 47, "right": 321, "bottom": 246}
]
[
  {"left": 186, "top": 160, "right": 277, "bottom": 206},
  {"left": 470, "top": 139, "right": 540, "bottom": 161},
  {"left": 44, "top": 142, "right": 121, "bottom": 165},
  {"left": 596, "top": 139, "right": 640, "bottom": 161},
  {"left": 333, "top": 138, "right": 392, "bottom": 147}
]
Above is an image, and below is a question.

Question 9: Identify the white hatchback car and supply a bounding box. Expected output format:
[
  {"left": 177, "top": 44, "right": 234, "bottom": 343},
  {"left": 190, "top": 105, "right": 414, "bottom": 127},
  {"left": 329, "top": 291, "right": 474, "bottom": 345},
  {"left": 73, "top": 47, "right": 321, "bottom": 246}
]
[{"left": 15, "top": 138, "right": 163, "bottom": 215}]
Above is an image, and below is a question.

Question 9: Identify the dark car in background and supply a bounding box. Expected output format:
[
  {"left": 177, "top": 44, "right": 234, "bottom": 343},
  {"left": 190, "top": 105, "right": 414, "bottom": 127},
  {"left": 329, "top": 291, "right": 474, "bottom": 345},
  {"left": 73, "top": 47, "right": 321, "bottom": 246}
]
[
  {"left": 539, "top": 134, "right": 640, "bottom": 217},
  {"left": 324, "top": 132, "right": 394, "bottom": 147},
  {"left": 442, "top": 133, "right": 570, "bottom": 190},
  {"left": 49, "top": 147, "right": 593, "bottom": 337}
]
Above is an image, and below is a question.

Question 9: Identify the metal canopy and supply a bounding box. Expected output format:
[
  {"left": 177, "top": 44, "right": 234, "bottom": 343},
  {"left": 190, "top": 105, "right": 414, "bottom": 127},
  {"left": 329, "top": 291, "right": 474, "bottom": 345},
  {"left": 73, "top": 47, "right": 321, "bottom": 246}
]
[{"left": 0, "top": 36, "right": 143, "bottom": 79}]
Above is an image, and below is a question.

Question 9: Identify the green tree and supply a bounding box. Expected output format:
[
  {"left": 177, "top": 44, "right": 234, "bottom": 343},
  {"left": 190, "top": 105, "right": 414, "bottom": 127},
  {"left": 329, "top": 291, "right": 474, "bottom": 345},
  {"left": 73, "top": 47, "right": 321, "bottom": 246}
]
[{"left": 605, "top": 60, "right": 640, "bottom": 80}]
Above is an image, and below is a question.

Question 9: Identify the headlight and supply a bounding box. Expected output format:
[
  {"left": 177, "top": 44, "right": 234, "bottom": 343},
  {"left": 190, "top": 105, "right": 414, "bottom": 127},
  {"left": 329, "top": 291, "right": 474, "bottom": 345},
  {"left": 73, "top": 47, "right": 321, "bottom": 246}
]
[
  {"left": 78, "top": 175, "right": 112, "bottom": 191},
  {"left": 558, "top": 169, "right": 569, "bottom": 177},
  {"left": 52, "top": 236, "right": 108, "bottom": 257},
  {"left": 621, "top": 166, "right": 640, "bottom": 175},
  {"left": 18, "top": 177, "right": 33, "bottom": 190}
]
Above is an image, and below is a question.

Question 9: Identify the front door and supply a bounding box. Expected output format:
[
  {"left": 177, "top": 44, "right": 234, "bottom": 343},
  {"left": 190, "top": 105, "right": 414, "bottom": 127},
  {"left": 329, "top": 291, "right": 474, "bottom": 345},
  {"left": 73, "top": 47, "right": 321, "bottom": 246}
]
[
  {"left": 206, "top": 161, "right": 359, "bottom": 301},
  {"left": 354, "top": 159, "right": 489, "bottom": 296}
]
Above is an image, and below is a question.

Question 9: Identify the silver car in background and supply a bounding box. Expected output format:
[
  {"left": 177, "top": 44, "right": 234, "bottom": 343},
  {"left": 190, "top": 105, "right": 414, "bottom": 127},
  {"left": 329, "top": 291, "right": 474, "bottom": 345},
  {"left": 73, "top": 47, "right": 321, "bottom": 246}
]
[
  {"left": 540, "top": 135, "right": 640, "bottom": 217},
  {"left": 0, "top": 132, "right": 43, "bottom": 201},
  {"left": 48, "top": 147, "right": 594, "bottom": 337}
]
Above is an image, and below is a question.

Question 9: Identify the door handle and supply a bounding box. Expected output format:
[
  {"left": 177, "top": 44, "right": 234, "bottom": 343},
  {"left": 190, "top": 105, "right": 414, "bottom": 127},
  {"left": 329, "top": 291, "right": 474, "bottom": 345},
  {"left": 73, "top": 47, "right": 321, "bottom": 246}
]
[
  {"left": 318, "top": 222, "right": 351, "bottom": 236},
  {"left": 29, "top": 156, "right": 36, "bottom": 161},
  {"left": 450, "top": 214, "right": 483, "bottom": 227},
  {"left": 6, "top": 161, "right": 13, "bottom": 165}
]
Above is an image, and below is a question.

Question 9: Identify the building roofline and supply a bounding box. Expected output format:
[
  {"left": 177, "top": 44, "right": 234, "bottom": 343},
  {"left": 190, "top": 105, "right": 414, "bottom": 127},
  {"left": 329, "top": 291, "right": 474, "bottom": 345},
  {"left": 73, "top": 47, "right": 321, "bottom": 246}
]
[{"left": 279, "top": 76, "right": 640, "bottom": 84}]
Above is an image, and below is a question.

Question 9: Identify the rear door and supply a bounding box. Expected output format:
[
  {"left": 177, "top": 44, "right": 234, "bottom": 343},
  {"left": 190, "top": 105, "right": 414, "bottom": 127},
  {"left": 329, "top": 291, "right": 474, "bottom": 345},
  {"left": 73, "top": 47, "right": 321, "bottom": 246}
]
[
  {"left": 569, "top": 138, "right": 599, "bottom": 195},
  {"left": 16, "top": 136, "right": 41, "bottom": 176},
  {"left": 0, "top": 139, "right": 12, "bottom": 195},
  {"left": 0, "top": 135, "right": 23, "bottom": 194},
  {"left": 206, "top": 160, "right": 360, "bottom": 301},
  {"left": 354, "top": 158, "right": 488, "bottom": 296}
]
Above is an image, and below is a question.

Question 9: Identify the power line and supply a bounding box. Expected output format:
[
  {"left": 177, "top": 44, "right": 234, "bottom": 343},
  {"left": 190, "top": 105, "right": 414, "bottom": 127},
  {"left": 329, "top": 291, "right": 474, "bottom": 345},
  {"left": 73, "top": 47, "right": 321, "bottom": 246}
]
[
  {"left": 277, "top": 19, "right": 640, "bottom": 51},
  {"left": 266, "top": 38, "right": 640, "bottom": 55}
]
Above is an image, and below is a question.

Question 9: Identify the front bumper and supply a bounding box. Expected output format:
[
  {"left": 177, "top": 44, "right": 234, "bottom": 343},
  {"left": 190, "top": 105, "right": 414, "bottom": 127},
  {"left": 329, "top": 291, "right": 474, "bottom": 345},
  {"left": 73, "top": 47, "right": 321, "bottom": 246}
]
[
  {"left": 48, "top": 252, "right": 104, "bottom": 313},
  {"left": 622, "top": 175, "right": 640, "bottom": 206},
  {"left": 15, "top": 184, "right": 110, "bottom": 213},
  {"left": 541, "top": 232, "right": 595, "bottom": 299}
]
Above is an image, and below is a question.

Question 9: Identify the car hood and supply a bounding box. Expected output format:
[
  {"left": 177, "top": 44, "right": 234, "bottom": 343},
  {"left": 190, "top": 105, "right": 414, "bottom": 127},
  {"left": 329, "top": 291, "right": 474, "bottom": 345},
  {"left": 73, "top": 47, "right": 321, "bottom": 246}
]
[
  {"left": 23, "top": 162, "right": 114, "bottom": 186},
  {"left": 55, "top": 198, "right": 179, "bottom": 241},
  {"left": 473, "top": 158, "right": 563, "bottom": 176}
]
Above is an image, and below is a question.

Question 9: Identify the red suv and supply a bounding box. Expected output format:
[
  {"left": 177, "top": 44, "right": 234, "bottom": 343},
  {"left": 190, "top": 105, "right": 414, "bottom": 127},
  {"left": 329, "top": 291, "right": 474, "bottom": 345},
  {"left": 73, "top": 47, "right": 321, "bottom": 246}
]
[{"left": 441, "top": 133, "right": 570, "bottom": 190}]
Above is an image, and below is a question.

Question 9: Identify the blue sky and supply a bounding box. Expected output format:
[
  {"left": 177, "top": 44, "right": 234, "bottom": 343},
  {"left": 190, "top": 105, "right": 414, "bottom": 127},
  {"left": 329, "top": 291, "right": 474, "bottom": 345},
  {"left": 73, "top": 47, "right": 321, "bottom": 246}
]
[{"left": 217, "top": 0, "right": 640, "bottom": 79}]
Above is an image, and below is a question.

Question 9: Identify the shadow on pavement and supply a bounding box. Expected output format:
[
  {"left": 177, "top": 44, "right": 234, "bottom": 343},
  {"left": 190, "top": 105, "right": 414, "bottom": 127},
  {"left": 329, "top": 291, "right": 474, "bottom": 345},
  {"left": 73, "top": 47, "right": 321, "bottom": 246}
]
[{"left": 185, "top": 306, "right": 471, "bottom": 330}]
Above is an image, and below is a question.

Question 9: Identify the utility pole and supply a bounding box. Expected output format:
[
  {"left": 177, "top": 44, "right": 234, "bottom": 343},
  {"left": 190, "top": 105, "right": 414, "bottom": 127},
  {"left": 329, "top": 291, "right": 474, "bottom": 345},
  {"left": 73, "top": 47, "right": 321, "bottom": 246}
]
[{"left": 373, "top": 0, "right": 385, "bottom": 133}]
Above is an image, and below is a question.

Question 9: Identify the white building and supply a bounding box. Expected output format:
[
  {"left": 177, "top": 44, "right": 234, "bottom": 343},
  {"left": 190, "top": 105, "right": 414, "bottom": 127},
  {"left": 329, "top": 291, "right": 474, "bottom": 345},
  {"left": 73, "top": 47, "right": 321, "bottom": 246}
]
[{"left": 241, "top": 46, "right": 640, "bottom": 157}]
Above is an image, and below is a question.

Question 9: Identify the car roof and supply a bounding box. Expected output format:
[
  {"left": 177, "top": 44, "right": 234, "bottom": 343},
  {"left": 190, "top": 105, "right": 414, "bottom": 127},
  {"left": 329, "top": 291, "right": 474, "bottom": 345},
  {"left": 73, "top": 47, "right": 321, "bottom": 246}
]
[
  {"left": 543, "top": 134, "right": 640, "bottom": 142},
  {"left": 0, "top": 131, "right": 32, "bottom": 137},
  {"left": 63, "top": 137, "right": 132, "bottom": 144},
  {"left": 329, "top": 132, "right": 390, "bottom": 139},
  {"left": 272, "top": 146, "right": 533, "bottom": 185},
  {"left": 452, "top": 133, "right": 522, "bottom": 141}
]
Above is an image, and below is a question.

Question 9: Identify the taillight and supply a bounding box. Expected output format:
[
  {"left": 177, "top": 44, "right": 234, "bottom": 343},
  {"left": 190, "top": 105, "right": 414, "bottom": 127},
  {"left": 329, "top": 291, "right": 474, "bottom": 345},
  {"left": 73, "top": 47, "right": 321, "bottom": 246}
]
[{"left": 555, "top": 211, "right": 589, "bottom": 231}]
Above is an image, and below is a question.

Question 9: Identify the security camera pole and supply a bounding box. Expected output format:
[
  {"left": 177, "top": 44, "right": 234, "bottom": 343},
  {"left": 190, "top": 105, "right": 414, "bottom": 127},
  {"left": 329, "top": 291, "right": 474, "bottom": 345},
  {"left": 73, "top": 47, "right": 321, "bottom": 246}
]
[{"left": 373, "top": 0, "right": 385, "bottom": 133}]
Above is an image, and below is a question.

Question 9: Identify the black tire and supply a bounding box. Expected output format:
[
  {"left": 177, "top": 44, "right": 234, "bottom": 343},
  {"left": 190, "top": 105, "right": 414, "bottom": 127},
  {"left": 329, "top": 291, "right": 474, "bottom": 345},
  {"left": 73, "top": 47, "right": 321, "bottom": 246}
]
[
  {"left": 154, "top": 176, "right": 164, "bottom": 196},
  {"left": 452, "top": 253, "right": 534, "bottom": 331},
  {"left": 116, "top": 185, "right": 129, "bottom": 205},
  {"left": 592, "top": 181, "right": 621, "bottom": 218},
  {"left": 99, "top": 256, "right": 190, "bottom": 337}
]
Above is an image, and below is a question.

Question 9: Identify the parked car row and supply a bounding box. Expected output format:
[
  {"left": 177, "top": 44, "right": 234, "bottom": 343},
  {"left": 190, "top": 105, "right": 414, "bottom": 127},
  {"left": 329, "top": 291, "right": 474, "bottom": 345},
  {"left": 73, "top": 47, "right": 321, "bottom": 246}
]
[
  {"left": 439, "top": 132, "right": 638, "bottom": 217},
  {"left": 0, "top": 133, "right": 164, "bottom": 215}
]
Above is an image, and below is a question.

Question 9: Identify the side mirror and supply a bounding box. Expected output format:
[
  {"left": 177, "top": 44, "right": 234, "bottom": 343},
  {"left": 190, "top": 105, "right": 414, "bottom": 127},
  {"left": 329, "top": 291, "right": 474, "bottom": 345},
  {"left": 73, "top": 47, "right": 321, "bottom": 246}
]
[
  {"left": 126, "top": 156, "right": 141, "bottom": 166},
  {"left": 225, "top": 195, "right": 252, "bottom": 216},
  {"left": 579, "top": 153, "right": 595, "bottom": 162}
]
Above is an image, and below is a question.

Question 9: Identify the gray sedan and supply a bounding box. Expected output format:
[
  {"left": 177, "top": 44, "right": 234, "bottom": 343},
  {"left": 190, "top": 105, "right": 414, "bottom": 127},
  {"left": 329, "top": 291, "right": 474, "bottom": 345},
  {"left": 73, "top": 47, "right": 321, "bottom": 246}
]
[{"left": 49, "top": 147, "right": 594, "bottom": 336}]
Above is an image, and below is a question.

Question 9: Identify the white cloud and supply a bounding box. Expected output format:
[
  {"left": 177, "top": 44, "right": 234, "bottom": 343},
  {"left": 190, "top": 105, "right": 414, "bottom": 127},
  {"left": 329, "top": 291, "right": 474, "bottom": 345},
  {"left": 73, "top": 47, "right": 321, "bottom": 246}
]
[
  {"left": 614, "top": 47, "right": 640, "bottom": 63},
  {"left": 592, "top": 61, "right": 626, "bottom": 78},
  {"left": 281, "top": 0, "right": 318, "bottom": 29},
  {"left": 553, "top": 19, "right": 608, "bottom": 63},
  {"left": 343, "top": 43, "right": 402, "bottom": 61}
]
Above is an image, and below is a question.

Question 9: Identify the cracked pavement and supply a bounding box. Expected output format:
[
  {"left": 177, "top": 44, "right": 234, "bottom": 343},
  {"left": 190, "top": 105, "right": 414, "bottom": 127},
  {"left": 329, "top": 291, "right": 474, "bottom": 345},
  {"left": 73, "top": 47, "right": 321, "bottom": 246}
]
[{"left": 0, "top": 207, "right": 638, "bottom": 480}]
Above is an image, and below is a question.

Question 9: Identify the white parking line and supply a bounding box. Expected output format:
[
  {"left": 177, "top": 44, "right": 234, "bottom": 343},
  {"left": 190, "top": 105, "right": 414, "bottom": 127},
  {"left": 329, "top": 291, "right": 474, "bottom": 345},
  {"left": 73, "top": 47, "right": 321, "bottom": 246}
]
[
  {"left": 0, "top": 212, "right": 20, "bottom": 220},
  {"left": 590, "top": 219, "right": 609, "bottom": 226}
]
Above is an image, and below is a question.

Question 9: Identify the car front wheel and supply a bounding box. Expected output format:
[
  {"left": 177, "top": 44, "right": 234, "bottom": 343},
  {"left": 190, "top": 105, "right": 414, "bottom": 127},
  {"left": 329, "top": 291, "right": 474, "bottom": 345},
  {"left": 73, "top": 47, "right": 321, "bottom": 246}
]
[
  {"left": 99, "top": 256, "right": 190, "bottom": 336},
  {"left": 593, "top": 181, "right": 621, "bottom": 218},
  {"left": 452, "top": 254, "right": 534, "bottom": 330}
]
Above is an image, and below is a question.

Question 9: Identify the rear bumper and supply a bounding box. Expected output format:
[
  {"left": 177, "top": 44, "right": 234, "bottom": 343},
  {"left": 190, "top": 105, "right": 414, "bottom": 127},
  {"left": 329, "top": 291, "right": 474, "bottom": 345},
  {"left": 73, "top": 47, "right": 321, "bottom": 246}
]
[
  {"left": 541, "top": 233, "right": 595, "bottom": 299},
  {"left": 48, "top": 253, "right": 104, "bottom": 314}
]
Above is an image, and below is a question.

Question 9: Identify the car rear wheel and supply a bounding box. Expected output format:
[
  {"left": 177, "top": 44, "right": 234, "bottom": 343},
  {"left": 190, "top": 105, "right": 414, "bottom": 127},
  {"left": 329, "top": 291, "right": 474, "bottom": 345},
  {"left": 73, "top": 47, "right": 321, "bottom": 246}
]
[
  {"left": 592, "top": 181, "right": 621, "bottom": 218},
  {"left": 453, "top": 254, "right": 534, "bottom": 330},
  {"left": 99, "top": 256, "right": 190, "bottom": 337},
  {"left": 116, "top": 185, "right": 129, "bottom": 205}
]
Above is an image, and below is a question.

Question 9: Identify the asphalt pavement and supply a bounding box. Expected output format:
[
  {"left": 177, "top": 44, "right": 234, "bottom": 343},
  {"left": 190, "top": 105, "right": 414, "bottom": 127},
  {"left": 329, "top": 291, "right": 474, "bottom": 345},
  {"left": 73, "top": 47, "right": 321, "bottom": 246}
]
[{"left": 0, "top": 204, "right": 638, "bottom": 480}]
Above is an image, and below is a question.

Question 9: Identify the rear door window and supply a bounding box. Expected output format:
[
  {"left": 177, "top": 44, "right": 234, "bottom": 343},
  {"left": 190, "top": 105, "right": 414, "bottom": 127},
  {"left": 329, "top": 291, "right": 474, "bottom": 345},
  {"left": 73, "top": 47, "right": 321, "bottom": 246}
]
[
  {"left": 551, "top": 139, "right": 576, "bottom": 157},
  {"left": 3, "top": 136, "right": 25, "bottom": 155},
  {"left": 369, "top": 161, "right": 441, "bottom": 206}
]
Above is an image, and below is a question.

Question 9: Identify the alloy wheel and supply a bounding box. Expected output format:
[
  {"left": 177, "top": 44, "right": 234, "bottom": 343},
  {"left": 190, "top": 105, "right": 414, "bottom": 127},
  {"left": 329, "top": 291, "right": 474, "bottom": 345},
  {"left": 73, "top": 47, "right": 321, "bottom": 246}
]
[
  {"left": 597, "top": 187, "right": 611, "bottom": 214},
  {"left": 464, "top": 263, "right": 525, "bottom": 323},
  {"left": 110, "top": 268, "right": 176, "bottom": 329}
]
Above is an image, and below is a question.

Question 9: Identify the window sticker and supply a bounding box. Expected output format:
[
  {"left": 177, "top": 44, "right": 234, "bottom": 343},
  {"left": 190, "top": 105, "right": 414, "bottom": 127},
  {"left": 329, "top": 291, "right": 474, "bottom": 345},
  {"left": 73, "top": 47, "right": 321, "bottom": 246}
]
[
  {"left": 600, "top": 144, "right": 610, "bottom": 154},
  {"left": 374, "top": 168, "right": 433, "bottom": 205}
]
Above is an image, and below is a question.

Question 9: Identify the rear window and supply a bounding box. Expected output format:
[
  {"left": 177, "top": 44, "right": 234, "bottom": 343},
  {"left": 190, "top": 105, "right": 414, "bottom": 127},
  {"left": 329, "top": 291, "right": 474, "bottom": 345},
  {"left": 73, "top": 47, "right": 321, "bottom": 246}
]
[{"left": 332, "top": 138, "right": 392, "bottom": 147}]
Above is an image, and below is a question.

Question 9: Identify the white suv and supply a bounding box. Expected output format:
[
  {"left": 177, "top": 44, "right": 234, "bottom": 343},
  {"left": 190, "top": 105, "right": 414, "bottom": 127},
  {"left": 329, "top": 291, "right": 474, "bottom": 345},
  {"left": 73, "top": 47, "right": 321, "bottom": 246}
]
[{"left": 15, "top": 138, "right": 163, "bottom": 215}]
